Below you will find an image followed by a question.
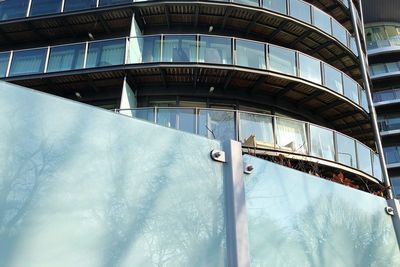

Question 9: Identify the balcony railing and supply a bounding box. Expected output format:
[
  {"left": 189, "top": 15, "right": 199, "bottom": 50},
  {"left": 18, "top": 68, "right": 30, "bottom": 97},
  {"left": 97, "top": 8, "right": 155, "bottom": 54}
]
[
  {"left": 384, "top": 146, "right": 400, "bottom": 166},
  {"left": 0, "top": 34, "right": 369, "bottom": 113},
  {"left": 116, "top": 107, "right": 383, "bottom": 182},
  {"left": 378, "top": 116, "right": 400, "bottom": 133},
  {"left": 367, "top": 39, "right": 400, "bottom": 52},
  {"left": 374, "top": 88, "right": 400, "bottom": 104},
  {"left": 0, "top": 0, "right": 357, "bottom": 55},
  {"left": 369, "top": 61, "right": 400, "bottom": 78}
]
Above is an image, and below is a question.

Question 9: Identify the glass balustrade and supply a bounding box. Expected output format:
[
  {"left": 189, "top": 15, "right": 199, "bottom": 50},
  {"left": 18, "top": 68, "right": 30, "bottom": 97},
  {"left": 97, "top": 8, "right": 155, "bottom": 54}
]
[
  {"left": 289, "top": 0, "right": 311, "bottom": 24},
  {"left": 29, "top": 0, "right": 63, "bottom": 16},
  {"left": 1, "top": 34, "right": 367, "bottom": 111},
  {"left": 312, "top": 7, "right": 332, "bottom": 35},
  {"left": 98, "top": 0, "right": 133, "bottom": 7},
  {"left": 0, "top": 0, "right": 29, "bottom": 21},
  {"left": 0, "top": 52, "right": 9, "bottom": 78},
  {"left": 384, "top": 146, "right": 400, "bottom": 165},
  {"left": 374, "top": 89, "right": 400, "bottom": 103},
  {"left": 332, "top": 20, "right": 348, "bottom": 46},
  {"left": 64, "top": 0, "right": 98, "bottom": 12},
  {"left": 234, "top": 0, "right": 259, "bottom": 7},
  {"left": 360, "top": 90, "right": 369, "bottom": 112},
  {"left": 124, "top": 107, "right": 381, "bottom": 180},
  {"left": 263, "top": 0, "right": 287, "bottom": 14},
  {"left": 366, "top": 24, "right": 400, "bottom": 51},
  {"left": 378, "top": 114, "right": 400, "bottom": 132},
  {"left": 370, "top": 61, "right": 400, "bottom": 77}
]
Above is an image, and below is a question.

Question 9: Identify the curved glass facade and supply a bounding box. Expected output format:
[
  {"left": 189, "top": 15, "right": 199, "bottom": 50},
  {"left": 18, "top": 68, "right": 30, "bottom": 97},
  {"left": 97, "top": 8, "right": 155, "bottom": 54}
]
[{"left": 366, "top": 24, "right": 400, "bottom": 51}]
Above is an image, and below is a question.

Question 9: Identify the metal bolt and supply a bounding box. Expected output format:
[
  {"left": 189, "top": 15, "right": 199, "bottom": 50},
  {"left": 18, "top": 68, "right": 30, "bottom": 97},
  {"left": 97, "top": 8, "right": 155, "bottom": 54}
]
[
  {"left": 210, "top": 149, "right": 226, "bottom": 163},
  {"left": 385, "top": 206, "right": 395, "bottom": 216},
  {"left": 244, "top": 164, "right": 254, "bottom": 174}
]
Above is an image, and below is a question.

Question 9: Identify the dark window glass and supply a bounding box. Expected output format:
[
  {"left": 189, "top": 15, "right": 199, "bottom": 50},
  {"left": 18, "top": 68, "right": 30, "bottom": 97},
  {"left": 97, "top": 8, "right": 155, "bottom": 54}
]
[
  {"left": 9, "top": 48, "right": 47, "bottom": 76},
  {"left": 0, "top": 52, "right": 10, "bottom": 78},
  {"left": 64, "top": 0, "right": 97, "bottom": 12},
  {"left": 0, "top": 0, "right": 29, "bottom": 21},
  {"left": 30, "top": 0, "right": 62, "bottom": 16},
  {"left": 47, "top": 43, "right": 85, "bottom": 72},
  {"left": 98, "top": 0, "right": 132, "bottom": 7},
  {"left": 86, "top": 39, "right": 125, "bottom": 68}
]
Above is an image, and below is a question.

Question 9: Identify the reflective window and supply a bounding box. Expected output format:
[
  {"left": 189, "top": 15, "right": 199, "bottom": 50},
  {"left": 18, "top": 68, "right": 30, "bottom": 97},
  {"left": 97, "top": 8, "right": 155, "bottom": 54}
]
[
  {"left": 0, "top": 52, "right": 10, "bottom": 78},
  {"left": 9, "top": 48, "right": 47, "bottom": 76},
  {"left": 343, "top": 75, "right": 359, "bottom": 104},
  {"left": 392, "top": 176, "right": 400, "bottom": 197},
  {"left": 290, "top": 0, "right": 311, "bottom": 24},
  {"left": 157, "top": 108, "right": 196, "bottom": 134},
  {"left": 128, "top": 36, "right": 161, "bottom": 64},
  {"left": 239, "top": 112, "right": 274, "bottom": 147},
  {"left": 86, "top": 39, "right": 125, "bottom": 68},
  {"left": 298, "top": 53, "right": 321, "bottom": 84},
  {"left": 199, "top": 36, "right": 232, "bottom": 65},
  {"left": 263, "top": 0, "right": 287, "bottom": 14},
  {"left": 312, "top": 7, "right": 331, "bottom": 34},
  {"left": 360, "top": 90, "right": 369, "bottom": 112},
  {"left": 332, "top": 20, "right": 348, "bottom": 45},
  {"left": 198, "top": 109, "right": 235, "bottom": 141},
  {"left": 47, "top": 43, "right": 85, "bottom": 72},
  {"left": 98, "top": 0, "right": 132, "bottom": 7},
  {"left": 310, "top": 125, "right": 334, "bottom": 161},
  {"left": 374, "top": 89, "right": 400, "bottom": 103},
  {"left": 236, "top": 39, "right": 265, "bottom": 69},
  {"left": 0, "top": 0, "right": 29, "bottom": 21},
  {"left": 162, "top": 35, "right": 197, "bottom": 63},
  {"left": 350, "top": 37, "right": 358, "bottom": 56},
  {"left": 323, "top": 64, "right": 343, "bottom": 94},
  {"left": 336, "top": 133, "right": 357, "bottom": 168},
  {"left": 276, "top": 118, "right": 307, "bottom": 154},
  {"left": 64, "top": 0, "right": 97, "bottom": 12},
  {"left": 385, "top": 146, "right": 400, "bottom": 165},
  {"left": 357, "top": 143, "right": 373, "bottom": 175},
  {"left": 379, "top": 113, "right": 400, "bottom": 131},
  {"left": 30, "top": 0, "right": 62, "bottom": 16},
  {"left": 370, "top": 64, "right": 386, "bottom": 76},
  {"left": 268, "top": 45, "right": 296, "bottom": 76},
  {"left": 134, "top": 108, "right": 155, "bottom": 123},
  {"left": 372, "top": 154, "right": 383, "bottom": 182},
  {"left": 234, "top": 0, "right": 259, "bottom": 7}
]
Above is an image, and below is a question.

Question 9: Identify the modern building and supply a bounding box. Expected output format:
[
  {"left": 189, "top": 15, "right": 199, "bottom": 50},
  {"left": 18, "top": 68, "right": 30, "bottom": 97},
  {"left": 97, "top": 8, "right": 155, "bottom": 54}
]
[
  {"left": 1, "top": 0, "right": 400, "bottom": 266},
  {"left": 363, "top": 0, "right": 400, "bottom": 198}
]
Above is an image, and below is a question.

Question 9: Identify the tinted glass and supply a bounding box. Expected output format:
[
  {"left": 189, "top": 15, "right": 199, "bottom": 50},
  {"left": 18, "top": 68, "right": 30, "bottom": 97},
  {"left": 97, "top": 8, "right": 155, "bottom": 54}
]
[
  {"left": 9, "top": 48, "right": 47, "bottom": 76},
  {"left": 357, "top": 143, "right": 373, "bottom": 175},
  {"left": 0, "top": 52, "right": 10, "bottom": 78},
  {"left": 360, "top": 89, "right": 369, "bottom": 112},
  {"left": 239, "top": 112, "right": 274, "bottom": 147},
  {"left": 47, "top": 44, "right": 85, "bottom": 72},
  {"left": 268, "top": 45, "right": 296, "bottom": 76},
  {"left": 128, "top": 36, "right": 161, "bottom": 64},
  {"left": 343, "top": 75, "right": 359, "bottom": 104},
  {"left": 323, "top": 64, "right": 343, "bottom": 94},
  {"left": 310, "top": 125, "right": 334, "bottom": 161},
  {"left": 30, "top": 0, "right": 62, "bottom": 16},
  {"left": 198, "top": 109, "right": 235, "bottom": 141},
  {"left": 134, "top": 108, "right": 155, "bottom": 122},
  {"left": 264, "top": 0, "right": 287, "bottom": 14},
  {"left": 298, "top": 53, "right": 321, "bottom": 84},
  {"left": 290, "top": 0, "right": 311, "bottom": 24},
  {"left": 372, "top": 154, "right": 383, "bottom": 182},
  {"left": 0, "top": 0, "right": 29, "bottom": 20},
  {"left": 312, "top": 7, "right": 331, "bottom": 34},
  {"left": 157, "top": 108, "right": 196, "bottom": 134},
  {"left": 276, "top": 118, "right": 307, "bottom": 154},
  {"left": 236, "top": 39, "right": 265, "bottom": 69},
  {"left": 162, "top": 35, "right": 197, "bottom": 63},
  {"left": 336, "top": 133, "right": 357, "bottom": 168},
  {"left": 234, "top": 0, "right": 259, "bottom": 7},
  {"left": 199, "top": 36, "right": 232, "bottom": 64},
  {"left": 86, "top": 39, "right": 125, "bottom": 68},
  {"left": 64, "top": 0, "right": 97, "bottom": 12},
  {"left": 332, "top": 20, "right": 348, "bottom": 45},
  {"left": 385, "top": 147, "right": 400, "bottom": 165},
  {"left": 98, "top": 0, "right": 132, "bottom": 7}
]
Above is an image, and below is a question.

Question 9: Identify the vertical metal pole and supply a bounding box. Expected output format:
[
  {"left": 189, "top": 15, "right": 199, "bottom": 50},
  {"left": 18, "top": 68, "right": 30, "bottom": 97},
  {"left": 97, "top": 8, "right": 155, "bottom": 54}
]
[
  {"left": 223, "top": 140, "right": 250, "bottom": 267},
  {"left": 349, "top": 2, "right": 394, "bottom": 199}
]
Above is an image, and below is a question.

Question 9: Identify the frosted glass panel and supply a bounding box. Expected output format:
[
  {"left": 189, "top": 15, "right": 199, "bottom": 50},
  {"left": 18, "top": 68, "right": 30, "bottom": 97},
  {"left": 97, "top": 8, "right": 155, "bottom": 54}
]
[
  {"left": 244, "top": 155, "right": 400, "bottom": 267},
  {"left": 0, "top": 81, "right": 226, "bottom": 267}
]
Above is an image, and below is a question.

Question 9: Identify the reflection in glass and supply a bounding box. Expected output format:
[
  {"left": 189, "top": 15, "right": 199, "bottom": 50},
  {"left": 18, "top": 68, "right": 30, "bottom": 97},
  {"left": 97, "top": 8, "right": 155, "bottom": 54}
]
[
  {"left": 276, "top": 118, "right": 307, "bottom": 154},
  {"left": 332, "top": 20, "right": 348, "bottom": 45},
  {"left": 374, "top": 89, "right": 400, "bottom": 103},
  {"left": 0, "top": 0, "right": 29, "bottom": 20},
  {"left": 336, "top": 133, "right": 356, "bottom": 168},
  {"left": 392, "top": 176, "right": 400, "bottom": 197},
  {"left": 384, "top": 146, "right": 400, "bottom": 165},
  {"left": 234, "top": 0, "right": 259, "bottom": 7},
  {"left": 372, "top": 154, "right": 383, "bottom": 182},
  {"left": 357, "top": 143, "right": 373, "bottom": 175},
  {"left": 98, "top": 0, "right": 132, "bottom": 7},
  {"left": 312, "top": 7, "right": 331, "bottom": 34},
  {"left": 64, "top": 0, "right": 97, "bottom": 12},
  {"left": 133, "top": 108, "right": 155, "bottom": 122},
  {"left": 239, "top": 112, "right": 274, "bottom": 147},
  {"left": 198, "top": 109, "right": 235, "bottom": 141},
  {"left": 268, "top": 45, "right": 296, "bottom": 76},
  {"left": 86, "top": 39, "right": 125, "bottom": 68},
  {"left": 162, "top": 35, "right": 197, "bottom": 63},
  {"left": 343, "top": 75, "right": 359, "bottom": 104},
  {"left": 360, "top": 90, "right": 369, "bottom": 112},
  {"left": 157, "top": 108, "right": 196, "bottom": 134},
  {"left": 47, "top": 44, "right": 85, "bottom": 72},
  {"left": 30, "top": 0, "right": 62, "bottom": 16},
  {"left": 236, "top": 39, "right": 265, "bottom": 69},
  {"left": 199, "top": 36, "right": 232, "bottom": 64},
  {"left": 310, "top": 125, "right": 334, "bottom": 161},
  {"left": 128, "top": 36, "right": 161, "bottom": 64},
  {"left": 323, "top": 64, "right": 343, "bottom": 94},
  {"left": 9, "top": 48, "right": 47, "bottom": 76},
  {"left": 263, "top": 0, "right": 287, "bottom": 14},
  {"left": 0, "top": 52, "right": 10, "bottom": 78},
  {"left": 290, "top": 0, "right": 311, "bottom": 24},
  {"left": 298, "top": 53, "right": 321, "bottom": 84}
]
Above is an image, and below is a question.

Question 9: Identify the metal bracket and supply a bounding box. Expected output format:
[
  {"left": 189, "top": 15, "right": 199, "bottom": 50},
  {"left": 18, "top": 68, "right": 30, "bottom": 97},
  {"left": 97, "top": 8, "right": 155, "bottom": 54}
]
[
  {"left": 385, "top": 206, "right": 395, "bottom": 216},
  {"left": 244, "top": 164, "right": 254, "bottom": 174},
  {"left": 210, "top": 149, "right": 226, "bottom": 163}
]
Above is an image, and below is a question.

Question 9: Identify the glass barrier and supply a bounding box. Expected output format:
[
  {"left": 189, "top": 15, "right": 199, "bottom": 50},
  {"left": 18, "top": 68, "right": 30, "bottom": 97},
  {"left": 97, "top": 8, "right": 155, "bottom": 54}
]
[
  {"left": 268, "top": 45, "right": 296, "bottom": 76},
  {"left": 30, "top": 0, "right": 63, "bottom": 16},
  {"left": 289, "top": 0, "right": 311, "bottom": 24},
  {"left": 98, "top": 0, "right": 133, "bottom": 7},
  {"left": 323, "top": 64, "right": 343, "bottom": 94},
  {"left": 343, "top": 74, "right": 359, "bottom": 104},
  {"left": 125, "top": 107, "right": 381, "bottom": 180},
  {"left": 47, "top": 43, "right": 85, "bottom": 72},
  {"left": 263, "top": 0, "right": 286, "bottom": 14},
  {"left": 236, "top": 39, "right": 265, "bottom": 69},
  {"left": 198, "top": 35, "right": 232, "bottom": 65},
  {"left": 162, "top": 35, "right": 197, "bottom": 63},
  {"left": 234, "top": 0, "right": 259, "bottom": 7},
  {"left": 0, "top": 52, "right": 10, "bottom": 78},
  {"left": 360, "top": 89, "right": 369, "bottom": 112},
  {"left": 378, "top": 114, "right": 400, "bottom": 132},
  {"left": 312, "top": 7, "right": 331, "bottom": 35},
  {"left": 370, "top": 61, "right": 400, "bottom": 77},
  {"left": 392, "top": 176, "right": 400, "bottom": 197},
  {"left": 64, "top": 0, "right": 98, "bottom": 12},
  {"left": 0, "top": 0, "right": 29, "bottom": 21},
  {"left": 374, "top": 89, "right": 400, "bottom": 103},
  {"left": 366, "top": 24, "right": 400, "bottom": 51},
  {"left": 128, "top": 36, "right": 161, "bottom": 64},
  {"left": 86, "top": 38, "right": 125, "bottom": 68},
  {"left": 298, "top": 53, "right": 321, "bottom": 84},
  {"left": 9, "top": 48, "right": 47, "bottom": 76},
  {"left": 384, "top": 146, "right": 400, "bottom": 165},
  {"left": 332, "top": 19, "right": 348, "bottom": 46}
]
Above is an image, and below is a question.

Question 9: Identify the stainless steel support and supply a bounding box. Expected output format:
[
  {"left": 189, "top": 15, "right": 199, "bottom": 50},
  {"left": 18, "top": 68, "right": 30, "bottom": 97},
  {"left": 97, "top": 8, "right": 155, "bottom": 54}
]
[
  {"left": 223, "top": 140, "right": 250, "bottom": 267},
  {"left": 349, "top": 2, "right": 394, "bottom": 199},
  {"left": 387, "top": 199, "right": 400, "bottom": 248}
]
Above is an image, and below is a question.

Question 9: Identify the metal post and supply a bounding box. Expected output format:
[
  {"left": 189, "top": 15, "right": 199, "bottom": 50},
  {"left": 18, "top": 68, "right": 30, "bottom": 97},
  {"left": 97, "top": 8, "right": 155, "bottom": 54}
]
[
  {"left": 223, "top": 140, "right": 250, "bottom": 267},
  {"left": 349, "top": 2, "right": 394, "bottom": 199}
]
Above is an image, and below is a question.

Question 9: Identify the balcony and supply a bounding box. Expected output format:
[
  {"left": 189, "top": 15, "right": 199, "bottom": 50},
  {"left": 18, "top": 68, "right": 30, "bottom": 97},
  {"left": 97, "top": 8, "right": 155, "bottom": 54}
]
[
  {"left": 369, "top": 61, "right": 400, "bottom": 80},
  {"left": 378, "top": 116, "right": 400, "bottom": 137},
  {"left": 374, "top": 88, "right": 400, "bottom": 107},
  {"left": 384, "top": 146, "right": 400, "bottom": 169},
  {"left": 116, "top": 107, "right": 383, "bottom": 183}
]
